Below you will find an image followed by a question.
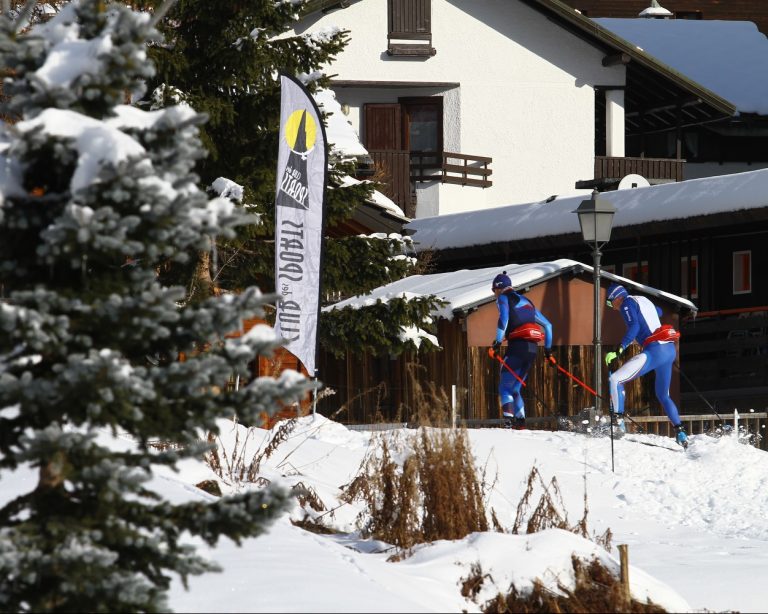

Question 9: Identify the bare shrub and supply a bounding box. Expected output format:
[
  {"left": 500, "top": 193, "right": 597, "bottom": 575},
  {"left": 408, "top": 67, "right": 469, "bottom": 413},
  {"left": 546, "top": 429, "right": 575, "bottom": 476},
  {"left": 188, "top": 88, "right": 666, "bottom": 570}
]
[
  {"left": 292, "top": 481, "right": 326, "bottom": 512},
  {"left": 341, "top": 370, "right": 491, "bottom": 554},
  {"left": 246, "top": 418, "right": 298, "bottom": 479},
  {"left": 201, "top": 416, "right": 258, "bottom": 486},
  {"left": 461, "top": 562, "right": 494, "bottom": 601},
  {"left": 341, "top": 433, "right": 422, "bottom": 550},
  {"left": 418, "top": 426, "right": 489, "bottom": 542},
  {"left": 482, "top": 555, "right": 666, "bottom": 613},
  {"left": 511, "top": 464, "right": 613, "bottom": 552}
]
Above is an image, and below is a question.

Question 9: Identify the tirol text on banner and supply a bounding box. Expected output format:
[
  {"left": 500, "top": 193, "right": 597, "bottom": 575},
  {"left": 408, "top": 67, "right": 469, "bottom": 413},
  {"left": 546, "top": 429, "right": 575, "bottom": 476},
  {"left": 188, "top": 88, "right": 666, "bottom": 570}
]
[{"left": 274, "top": 74, "right": 327, "bottom": 377}]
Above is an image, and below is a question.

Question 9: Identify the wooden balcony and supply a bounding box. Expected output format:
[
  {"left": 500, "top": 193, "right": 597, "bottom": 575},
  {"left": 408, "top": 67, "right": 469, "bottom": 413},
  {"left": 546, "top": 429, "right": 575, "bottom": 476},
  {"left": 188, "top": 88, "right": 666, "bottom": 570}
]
[
  {"left": 366, "top": 150, "right": 492, "bottom": 216},
  {"left": 577, "top": 156, "right": 685, "bottom": 189},
  {"left": 410, "top": 151, "right": 493, "bottom": 187}
]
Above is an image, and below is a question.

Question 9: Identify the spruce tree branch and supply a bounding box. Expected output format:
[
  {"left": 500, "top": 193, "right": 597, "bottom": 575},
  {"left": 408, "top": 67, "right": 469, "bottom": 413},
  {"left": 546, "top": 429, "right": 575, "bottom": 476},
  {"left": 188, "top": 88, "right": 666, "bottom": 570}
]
[
  {"left": 148, "top": 0, "right": 177, "bottom": 28},
  {"left": 12, "top": 0, "right": 37, "bottom": 32}
]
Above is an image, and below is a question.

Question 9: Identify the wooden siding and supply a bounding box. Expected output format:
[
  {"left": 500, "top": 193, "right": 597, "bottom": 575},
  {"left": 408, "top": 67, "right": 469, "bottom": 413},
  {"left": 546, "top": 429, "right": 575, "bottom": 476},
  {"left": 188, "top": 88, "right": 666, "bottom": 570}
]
[
  {"left": 563, "top": 1, "right": 768, "bottom": 35},
  {"left": 315, "top": 319, "right": 661, "bottom": 425}
]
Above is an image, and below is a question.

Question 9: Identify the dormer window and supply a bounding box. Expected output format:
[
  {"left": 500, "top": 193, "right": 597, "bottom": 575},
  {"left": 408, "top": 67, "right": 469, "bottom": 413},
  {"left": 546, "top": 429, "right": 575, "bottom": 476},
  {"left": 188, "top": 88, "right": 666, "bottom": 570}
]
[{"left": 387, "top": 0, "right": 436, "bottom": 56}]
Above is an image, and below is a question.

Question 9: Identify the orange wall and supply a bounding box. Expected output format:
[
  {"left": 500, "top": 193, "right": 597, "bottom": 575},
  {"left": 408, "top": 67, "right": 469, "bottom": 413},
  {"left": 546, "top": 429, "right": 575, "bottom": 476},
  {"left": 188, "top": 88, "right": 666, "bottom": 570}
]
[{"left": 467, "top": 276, "right": 679, "bottom": 347}]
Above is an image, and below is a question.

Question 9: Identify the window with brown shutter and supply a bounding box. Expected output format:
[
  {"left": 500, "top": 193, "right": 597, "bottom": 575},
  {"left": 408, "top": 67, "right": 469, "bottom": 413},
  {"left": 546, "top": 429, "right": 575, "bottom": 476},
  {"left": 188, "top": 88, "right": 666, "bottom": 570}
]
[{"left": 387, "top": 0, "right": 435, "bottom": 56}]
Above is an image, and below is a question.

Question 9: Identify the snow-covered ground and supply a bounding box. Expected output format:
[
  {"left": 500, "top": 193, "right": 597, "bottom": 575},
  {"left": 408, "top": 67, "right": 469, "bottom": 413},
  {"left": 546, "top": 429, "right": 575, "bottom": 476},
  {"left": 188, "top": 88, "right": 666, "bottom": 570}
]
[
  {"left": 157, "top": 416, "right": 768, "bottom": 613},
  {"left": 4, "top": 414, "right": 765, "bottom": 612}
]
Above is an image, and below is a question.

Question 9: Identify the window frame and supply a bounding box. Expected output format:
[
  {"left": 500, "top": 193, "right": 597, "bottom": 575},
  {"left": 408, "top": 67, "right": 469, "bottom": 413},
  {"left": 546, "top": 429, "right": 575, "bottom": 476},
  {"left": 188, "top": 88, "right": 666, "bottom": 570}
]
[
  {"left": 622, "top": 261, "right": 649, "bottom": 285},
  {"left": 733, "top": 250, "right": 752, "bottom": 295},
  {"left": 680, "top": 255, "right": 698, "bottom": 300}
]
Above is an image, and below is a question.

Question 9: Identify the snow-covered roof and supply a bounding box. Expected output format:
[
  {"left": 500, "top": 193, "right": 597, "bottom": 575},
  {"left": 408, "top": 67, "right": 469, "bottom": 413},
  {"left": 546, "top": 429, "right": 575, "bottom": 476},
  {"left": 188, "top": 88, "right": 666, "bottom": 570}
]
[
  {"left": 314, "top": 88, "right": 368, "bottom": 158},
  {"left": 406, "top": 168, "right": 768, "bottom": 253},
  {"left": 326, "top": 259, "right": 696, "bottom": 320},
  {"left": 594, "top": 18, "right": 768, "bottom": 115}
]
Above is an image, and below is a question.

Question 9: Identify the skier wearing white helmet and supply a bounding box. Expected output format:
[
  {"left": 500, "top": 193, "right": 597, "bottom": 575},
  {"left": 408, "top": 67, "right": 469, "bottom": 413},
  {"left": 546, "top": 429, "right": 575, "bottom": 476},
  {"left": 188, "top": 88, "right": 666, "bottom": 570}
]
[{"left": 604, "top": 283, "right": 688, "bottom": 448}]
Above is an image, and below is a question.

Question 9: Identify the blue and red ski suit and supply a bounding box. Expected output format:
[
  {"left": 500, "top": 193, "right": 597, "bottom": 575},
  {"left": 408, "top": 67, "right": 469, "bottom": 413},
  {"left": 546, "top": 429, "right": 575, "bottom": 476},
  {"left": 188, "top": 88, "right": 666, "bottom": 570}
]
[
  {"left": 609, "top": 294, "right": 682, "bottom": 426},
  {"left": 495, "top": 289, "right": 552, "bottom": 419}
]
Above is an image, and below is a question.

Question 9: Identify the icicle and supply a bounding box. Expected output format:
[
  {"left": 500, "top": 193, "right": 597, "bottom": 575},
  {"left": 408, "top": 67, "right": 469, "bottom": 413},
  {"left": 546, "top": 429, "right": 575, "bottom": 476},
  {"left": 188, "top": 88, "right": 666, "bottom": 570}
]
[{"left": 734, "top": 408, "right": 739, "bottom": 440}]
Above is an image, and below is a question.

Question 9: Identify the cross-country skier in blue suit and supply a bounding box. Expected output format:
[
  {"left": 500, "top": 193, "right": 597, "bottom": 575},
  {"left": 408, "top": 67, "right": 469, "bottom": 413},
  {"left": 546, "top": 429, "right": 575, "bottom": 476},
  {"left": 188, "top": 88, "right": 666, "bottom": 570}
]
[
  {"left": 491, "top": 271, "right": 553, "bottom": 429},
  {"left": 604, "top": 283, "right": 688, "bottom": 448}
]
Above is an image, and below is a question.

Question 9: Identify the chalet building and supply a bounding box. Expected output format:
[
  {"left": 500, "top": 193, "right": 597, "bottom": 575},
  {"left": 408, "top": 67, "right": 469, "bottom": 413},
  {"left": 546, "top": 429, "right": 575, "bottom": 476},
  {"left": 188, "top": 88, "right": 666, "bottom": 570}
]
[
  {"left": 298, "top": 0, "right": 737, "bottom": 217},
  {"left": 561, "top": 0, "right": 768, "bottom": 37},
  {"left": 405, "top": 170, "right": 768, "bottom": 412},
  {"left": 589, "top": 14, "right": 768, "bottom": 184}
]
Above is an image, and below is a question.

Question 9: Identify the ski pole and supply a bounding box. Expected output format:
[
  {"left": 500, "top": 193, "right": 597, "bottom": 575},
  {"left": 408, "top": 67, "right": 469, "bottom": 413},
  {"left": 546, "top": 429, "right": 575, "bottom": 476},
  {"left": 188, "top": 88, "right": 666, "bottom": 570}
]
[
  {"left": 673, "top": 362, "right": 723, "bottom": 421},
  {"left": 550, "top": 355, "right": 642, "bottom": 434},
  {"left": 608, "top": 368, "right": 616, "bottom": 473},
  {"left": 547, "top": 357, "right": 603, "bottom": 399}
]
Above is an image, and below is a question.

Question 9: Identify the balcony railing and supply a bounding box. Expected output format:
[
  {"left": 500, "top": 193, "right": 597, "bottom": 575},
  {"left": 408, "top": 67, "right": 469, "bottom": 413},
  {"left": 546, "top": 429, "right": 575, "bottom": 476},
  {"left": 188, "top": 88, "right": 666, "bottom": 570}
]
[
  {"left": 595, "top": 156, "right": 684, "bottom": 182},
  {"left": 366, "top": 150, "right": 492, "bottom": 214},
  {"left": 576, "top": 156, "right": 685, "bottom": 190},
  {"left": 410, "top": 151, "right": 493, "bottom": 187}
]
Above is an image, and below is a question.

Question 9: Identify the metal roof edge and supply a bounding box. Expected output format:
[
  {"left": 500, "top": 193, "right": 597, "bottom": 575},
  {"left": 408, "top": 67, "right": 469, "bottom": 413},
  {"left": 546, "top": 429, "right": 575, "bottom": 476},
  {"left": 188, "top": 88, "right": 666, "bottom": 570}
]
[
  {"left": 452, "top": 263, "right": 587, "bottom": 315},
  {"left": 451, "top": 262, "right": 696, "bottom": 317}
]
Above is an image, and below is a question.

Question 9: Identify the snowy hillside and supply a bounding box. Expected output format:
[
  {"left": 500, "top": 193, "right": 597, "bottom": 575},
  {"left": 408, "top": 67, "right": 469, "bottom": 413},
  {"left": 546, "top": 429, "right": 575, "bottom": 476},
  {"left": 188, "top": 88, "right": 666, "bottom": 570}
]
[
  {"left": 150, "top": 416, "right": 768, "bottom": 613},
  {"left": 6, "top": 416, "right": 761, "bottom": 611}
]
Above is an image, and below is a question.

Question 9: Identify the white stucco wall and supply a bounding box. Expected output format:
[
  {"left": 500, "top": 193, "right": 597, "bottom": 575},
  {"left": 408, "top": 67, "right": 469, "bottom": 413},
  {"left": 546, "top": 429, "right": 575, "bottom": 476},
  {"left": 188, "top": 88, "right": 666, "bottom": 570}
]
[{"left": 293, "top": 0, "right": 625, "bottom": 215}]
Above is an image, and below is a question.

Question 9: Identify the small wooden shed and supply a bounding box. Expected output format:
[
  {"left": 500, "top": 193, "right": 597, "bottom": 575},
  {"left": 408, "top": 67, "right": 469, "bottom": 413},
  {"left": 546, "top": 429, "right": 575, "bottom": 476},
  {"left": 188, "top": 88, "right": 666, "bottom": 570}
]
[{"left": 315, "top": 259, "right": 697, "bottom": 424}]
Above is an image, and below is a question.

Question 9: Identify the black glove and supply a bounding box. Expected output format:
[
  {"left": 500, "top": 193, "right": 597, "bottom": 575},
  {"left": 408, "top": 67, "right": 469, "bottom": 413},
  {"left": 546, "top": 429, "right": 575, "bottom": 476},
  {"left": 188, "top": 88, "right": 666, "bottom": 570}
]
[
  {"left": 544, "top": 348, "right": 555, "bottom": 366},
  {"left": 491, "top": 340, "right": 501, "bottom": 355}
]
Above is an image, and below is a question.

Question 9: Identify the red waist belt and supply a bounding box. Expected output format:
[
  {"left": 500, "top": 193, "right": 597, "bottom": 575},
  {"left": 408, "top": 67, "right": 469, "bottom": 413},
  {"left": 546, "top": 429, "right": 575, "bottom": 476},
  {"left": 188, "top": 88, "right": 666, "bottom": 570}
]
[
  {"left": 643, "top": 324, "right": 681, "bottom": 347},
  {"left": 507, "top": 322, "right": 545, "bottom": 343}
]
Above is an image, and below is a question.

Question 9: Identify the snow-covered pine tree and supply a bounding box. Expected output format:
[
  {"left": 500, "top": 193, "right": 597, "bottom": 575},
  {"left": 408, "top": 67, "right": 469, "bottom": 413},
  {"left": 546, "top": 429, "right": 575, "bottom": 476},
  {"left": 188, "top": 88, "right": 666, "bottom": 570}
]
[
  {"left": 138, "top": 0, "right": 443, "bottom": 357},
  {"left": 0, "top": 1, "right": 313, "bottom": 610}
]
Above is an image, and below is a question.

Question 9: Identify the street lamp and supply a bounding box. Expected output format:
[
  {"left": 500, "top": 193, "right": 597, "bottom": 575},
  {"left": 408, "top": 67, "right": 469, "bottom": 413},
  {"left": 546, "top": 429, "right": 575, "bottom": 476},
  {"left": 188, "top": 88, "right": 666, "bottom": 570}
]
[{"left": 574, "top": 189, "right": 616, "bottom": 417}]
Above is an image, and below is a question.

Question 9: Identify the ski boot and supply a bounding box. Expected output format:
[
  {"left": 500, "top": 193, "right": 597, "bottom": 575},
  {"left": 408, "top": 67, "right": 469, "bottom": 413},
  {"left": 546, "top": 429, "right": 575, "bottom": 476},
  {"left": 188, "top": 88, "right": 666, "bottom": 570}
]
[
  {"left": 675, "top": 424, "right": 689, "bottom": 449},
  {"left": 610, "top": 412, "right": 626, "bottom": 438},
  {"left": 503, "top": 414, "right": 514, "bottom": 429},
  {"left": 513, "top": 416, "right": 526, "bottom": 430}
]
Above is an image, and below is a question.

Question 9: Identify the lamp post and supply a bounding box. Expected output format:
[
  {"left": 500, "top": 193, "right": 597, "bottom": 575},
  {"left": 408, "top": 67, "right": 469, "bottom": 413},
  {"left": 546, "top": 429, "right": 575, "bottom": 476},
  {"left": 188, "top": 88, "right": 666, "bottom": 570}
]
[{"left": 574, "top": 190, "right": 616, "bottom": 417}]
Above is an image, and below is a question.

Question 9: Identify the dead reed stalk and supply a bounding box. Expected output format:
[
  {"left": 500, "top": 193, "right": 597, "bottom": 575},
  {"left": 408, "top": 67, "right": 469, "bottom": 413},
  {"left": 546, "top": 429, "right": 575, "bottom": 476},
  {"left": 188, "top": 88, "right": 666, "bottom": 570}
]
[
  {"left": 482, "top": 555, "right": 666, "bottom": 613},
  {"left": 341, "top": 370, "right": 491, "bottom": 554}
]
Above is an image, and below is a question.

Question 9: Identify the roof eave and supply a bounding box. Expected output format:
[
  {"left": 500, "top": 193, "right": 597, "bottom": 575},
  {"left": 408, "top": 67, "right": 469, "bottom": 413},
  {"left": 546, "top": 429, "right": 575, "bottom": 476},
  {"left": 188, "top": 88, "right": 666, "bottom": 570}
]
[
  {"left": 524, "top": 0, "right": 737, "bottom": 118},
  {"left": 451, "top": 262, "right": 696, "bottom": 317}
]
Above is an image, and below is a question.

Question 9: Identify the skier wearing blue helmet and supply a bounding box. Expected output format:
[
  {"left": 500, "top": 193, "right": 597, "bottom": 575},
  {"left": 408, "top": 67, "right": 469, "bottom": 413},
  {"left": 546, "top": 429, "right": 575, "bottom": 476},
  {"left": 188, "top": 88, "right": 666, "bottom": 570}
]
[
  {"left": 490, "top": 271, "right": 553, "bottom": 429},
  {"left": 604, "top": 283, "right": 688, "bottom": 448}
]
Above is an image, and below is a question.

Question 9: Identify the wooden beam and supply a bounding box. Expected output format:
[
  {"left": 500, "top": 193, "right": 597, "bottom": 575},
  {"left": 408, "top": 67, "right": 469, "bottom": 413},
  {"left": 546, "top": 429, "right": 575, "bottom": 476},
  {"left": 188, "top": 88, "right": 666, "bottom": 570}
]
[{"left": 602, "top": 52, "right": 630, "bottom": 67}]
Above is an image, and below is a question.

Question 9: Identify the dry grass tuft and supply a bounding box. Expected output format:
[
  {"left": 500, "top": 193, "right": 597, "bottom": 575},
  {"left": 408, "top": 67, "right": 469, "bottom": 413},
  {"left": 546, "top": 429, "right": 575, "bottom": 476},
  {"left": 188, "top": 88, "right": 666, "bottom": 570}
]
[
  {"left": 461, "top": 562, "right": 493, "bottom": 601},
  {"left": 246, "top": 418, "right": 298, "bottom": 480},
  {"left": 482, "top": 555, "right": 666, "bottom": 613},
  {"left": 292, "top": 481, "right": 326, "bottom": 512},
  {"left": 511, "top": 464, "right": 613, "bottom": 552},
  {"left": 341, "top": 371, "right": 491, "bottom": 554}
]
